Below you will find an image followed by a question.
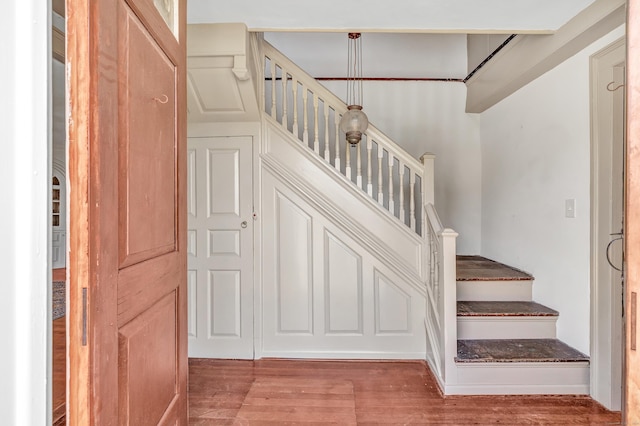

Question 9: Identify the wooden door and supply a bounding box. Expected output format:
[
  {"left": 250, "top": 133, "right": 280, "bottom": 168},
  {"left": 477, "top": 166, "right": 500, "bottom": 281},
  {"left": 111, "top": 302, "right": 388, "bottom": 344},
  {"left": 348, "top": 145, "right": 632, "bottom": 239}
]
[
  {"left": 626, "top": 0, "right": 640, "bottom": 422},
  {"left": 187, "top": 136, "right": 254, "bottom": 359},
  {"left": 67, "top": 0, "right": 187, "bottom": 423}
]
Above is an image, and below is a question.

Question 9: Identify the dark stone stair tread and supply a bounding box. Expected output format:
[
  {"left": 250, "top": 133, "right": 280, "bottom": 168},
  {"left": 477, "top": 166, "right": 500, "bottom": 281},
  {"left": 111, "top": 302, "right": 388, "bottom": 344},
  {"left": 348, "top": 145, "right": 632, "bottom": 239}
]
[
  {"left": 457, "top": 301, "right": 558, "bottom": 317},
  {"left": 456, "top": 339, "right": 589, "bottom": 363},
  {"left": 457, "top": 255, "right": 533, "bottom": 281}
]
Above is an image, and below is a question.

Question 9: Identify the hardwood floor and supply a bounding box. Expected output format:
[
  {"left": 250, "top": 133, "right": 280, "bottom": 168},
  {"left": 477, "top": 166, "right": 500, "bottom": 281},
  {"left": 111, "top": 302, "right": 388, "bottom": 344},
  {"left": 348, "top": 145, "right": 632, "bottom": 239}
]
[
  {"left": 52, "top": 316, "right": 66, "bottom": 424},
  {"left": 188, "top": 359, "right": 621, "bottom": 425}
]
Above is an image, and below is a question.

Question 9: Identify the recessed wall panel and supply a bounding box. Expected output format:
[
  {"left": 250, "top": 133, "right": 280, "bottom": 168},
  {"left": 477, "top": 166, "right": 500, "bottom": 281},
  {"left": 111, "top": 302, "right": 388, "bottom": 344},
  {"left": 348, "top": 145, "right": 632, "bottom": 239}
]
[
  {"left": 208, "top": 270, "right": 241, "bottom": 337},
  {"left": 325, "top": 231, "right": 362, "bottom": 334},
  {"left": 207, "top": 149, "right": 240, "bottom": 216},
  {"left": 208, "top": 230, "right": 240, "bottom": 257},
  {"left": 374, "top": 270, "right": 411, "bottom": 334},
  {"left": 276, "top": 193, "right": 313, "bottom": 334}
]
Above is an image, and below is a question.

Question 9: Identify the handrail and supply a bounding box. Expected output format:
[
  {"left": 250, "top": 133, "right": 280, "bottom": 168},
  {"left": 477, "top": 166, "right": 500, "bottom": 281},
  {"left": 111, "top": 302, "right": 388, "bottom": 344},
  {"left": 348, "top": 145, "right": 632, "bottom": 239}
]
[{"left": 261, "top": 39, "right": 430, "bottom": 235}]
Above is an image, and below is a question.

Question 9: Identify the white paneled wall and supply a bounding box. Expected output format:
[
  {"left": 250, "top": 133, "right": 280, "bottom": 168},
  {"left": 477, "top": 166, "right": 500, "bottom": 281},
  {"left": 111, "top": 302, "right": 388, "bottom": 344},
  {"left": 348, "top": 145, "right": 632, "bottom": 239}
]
[{"left": 261, "top": 170, "right": 426, "bottom": 359}]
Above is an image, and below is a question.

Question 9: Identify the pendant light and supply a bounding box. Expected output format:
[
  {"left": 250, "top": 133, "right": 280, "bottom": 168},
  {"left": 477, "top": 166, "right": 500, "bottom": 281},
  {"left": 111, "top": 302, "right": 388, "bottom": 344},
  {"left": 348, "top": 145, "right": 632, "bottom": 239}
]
[{"left": 339, "top": 33, "right": 369, "bottom": 145}]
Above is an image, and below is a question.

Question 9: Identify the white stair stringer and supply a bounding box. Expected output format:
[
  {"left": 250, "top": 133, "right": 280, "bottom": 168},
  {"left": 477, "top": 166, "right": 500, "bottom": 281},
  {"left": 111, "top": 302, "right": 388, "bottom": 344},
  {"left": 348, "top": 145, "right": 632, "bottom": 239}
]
[{"left": 259, "top": 119, "right": 428, "bottom": 360}]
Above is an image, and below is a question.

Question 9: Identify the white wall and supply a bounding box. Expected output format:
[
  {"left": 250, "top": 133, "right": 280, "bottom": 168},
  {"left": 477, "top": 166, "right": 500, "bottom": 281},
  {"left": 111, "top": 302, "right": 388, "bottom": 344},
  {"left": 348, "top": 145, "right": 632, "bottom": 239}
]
[
  {"left": 0, "top": 1, "right": 50, "bottom": 424},
  {"left": 479, "top": 26, "right": 625, "bottom": 355},
  {"left": 322, "top": 80, "right": 482, "bottom": 254}
]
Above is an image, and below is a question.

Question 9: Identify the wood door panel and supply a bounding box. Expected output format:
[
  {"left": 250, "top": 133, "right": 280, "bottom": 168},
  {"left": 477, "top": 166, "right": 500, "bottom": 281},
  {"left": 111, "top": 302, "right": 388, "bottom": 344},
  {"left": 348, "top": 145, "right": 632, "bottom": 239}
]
[
  {"left": 117, "top": 251, "right": 182, "bottom": 325},
  {"left": 118, "top": 291, "right": 178, "bottom": 425},
  {"left": 67, "top": 0, "right": 187, "bottom": 421},
  {"left": 119, "top": 1, "right": 177, "bottom": 268}
]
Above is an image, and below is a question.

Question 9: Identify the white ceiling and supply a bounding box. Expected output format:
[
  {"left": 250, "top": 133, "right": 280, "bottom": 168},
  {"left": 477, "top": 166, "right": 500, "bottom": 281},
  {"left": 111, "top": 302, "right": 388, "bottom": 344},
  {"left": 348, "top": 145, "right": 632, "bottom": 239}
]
[
  {"left": 187, "top": 0, "right": 600, "bottom": 80},
  {"left": 187, "top": 0, "right": 597, "bottom": 33}
]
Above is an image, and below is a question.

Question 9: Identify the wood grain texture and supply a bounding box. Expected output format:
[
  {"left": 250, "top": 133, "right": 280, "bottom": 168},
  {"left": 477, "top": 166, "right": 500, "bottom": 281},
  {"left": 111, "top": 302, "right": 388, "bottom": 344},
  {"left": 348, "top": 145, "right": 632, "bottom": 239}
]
[
  {"left": 67, "top": 0, "right": 188, "bottom": 423},
  {"left": 626, "top": 0, "right": 640, "bottom": 422},
  {"left": 188, "top": 359, "right": 621, "bottom": 425},
  {"left": 52, "top": 317, "right": 66, "bottom": 424}
]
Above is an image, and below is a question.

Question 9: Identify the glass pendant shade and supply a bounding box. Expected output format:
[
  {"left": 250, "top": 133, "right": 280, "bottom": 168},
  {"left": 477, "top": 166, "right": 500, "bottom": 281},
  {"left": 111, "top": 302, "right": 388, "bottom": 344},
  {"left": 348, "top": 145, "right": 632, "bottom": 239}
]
[
  {"left": 339, "top": 33, "right": 368, "bottom": 145},
  {"left": 340, "top": 105, "right": 369, "bottom": 145}
]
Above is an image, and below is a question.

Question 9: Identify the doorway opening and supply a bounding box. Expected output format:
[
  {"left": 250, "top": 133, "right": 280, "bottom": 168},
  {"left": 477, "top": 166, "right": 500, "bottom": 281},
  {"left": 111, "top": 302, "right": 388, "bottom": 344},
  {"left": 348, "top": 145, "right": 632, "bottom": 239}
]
[{"left": 590, "top": 36, "right": 625, "bottom": 411}]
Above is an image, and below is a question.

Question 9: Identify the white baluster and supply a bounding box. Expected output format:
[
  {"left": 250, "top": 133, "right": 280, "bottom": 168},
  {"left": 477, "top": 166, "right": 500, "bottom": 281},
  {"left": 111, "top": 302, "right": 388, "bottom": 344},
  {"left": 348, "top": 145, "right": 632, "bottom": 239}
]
[
  {"left": 324, "top": 102, "right": 330, "bottom": 161},
  {"left": 366, "top": 139, "right": 373, "bottom": 196},
  {"left": 313, "top": 94, "right": 319, "bottom": 154},
  {"left": 302, "top": 89, "right": 309, "bottom": 145},
  {"left": 270, "top": 61, "right": 276, "bottom": 119},
  {"left": 388, "top": 153, "right": 395, "bottom": 216},
  {"left": 281, "top": 68, "right": 288, "bottom": 129},
  {"left": 377, "top": 148, "right": 384, "bottom": 205},
  {"left": 410, "top": 173, "right": 416, "bottom": 231},
  {"left": 399, "top": 162, "right": 405, "bottom": 225},
  {"left": 345, "top": 138, "right": 352, "bottom": 181},
  {"left": 334, "top": 111, "right": 341, "bottom": 171},
  {"left": 357, "top": 144, "right": 363, "bottom": 188},
  {"left": 292, "top": 78, "right": 299, "bottom": 139}
]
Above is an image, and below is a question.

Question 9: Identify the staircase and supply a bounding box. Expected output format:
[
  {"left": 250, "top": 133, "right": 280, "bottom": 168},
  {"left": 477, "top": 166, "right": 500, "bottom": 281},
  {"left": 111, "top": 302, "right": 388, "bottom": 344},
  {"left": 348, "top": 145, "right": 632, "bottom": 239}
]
[
  {"left": 186, "top": 23, "right": 590, "bottom": 395},
  {"left": 451, "top": 256, "right": 589, "bottom": 394}
]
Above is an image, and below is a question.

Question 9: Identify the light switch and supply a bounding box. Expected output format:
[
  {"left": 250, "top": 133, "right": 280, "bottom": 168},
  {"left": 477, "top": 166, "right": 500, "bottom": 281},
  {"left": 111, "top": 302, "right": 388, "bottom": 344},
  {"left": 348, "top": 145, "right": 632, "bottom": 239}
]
[{"left": 565, "top": 199, "right": 576, "bottom": 218}]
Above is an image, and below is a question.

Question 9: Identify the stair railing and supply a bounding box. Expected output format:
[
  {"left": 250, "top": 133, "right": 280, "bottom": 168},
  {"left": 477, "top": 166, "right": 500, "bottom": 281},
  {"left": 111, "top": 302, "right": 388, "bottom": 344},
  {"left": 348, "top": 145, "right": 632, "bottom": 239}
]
[
  {"left": 424, "top": 203, "right": 458, "bottom": 387},
  {"left": 262, "top": 39, "right": 433, "bottom": 235}
]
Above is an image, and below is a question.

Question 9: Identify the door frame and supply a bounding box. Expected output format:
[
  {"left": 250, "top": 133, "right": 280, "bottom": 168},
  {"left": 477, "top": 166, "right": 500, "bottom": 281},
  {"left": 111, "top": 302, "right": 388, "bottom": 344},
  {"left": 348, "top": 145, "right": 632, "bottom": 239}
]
[{"left": 589, "top": 36, "right": 626, "bottom": 411}]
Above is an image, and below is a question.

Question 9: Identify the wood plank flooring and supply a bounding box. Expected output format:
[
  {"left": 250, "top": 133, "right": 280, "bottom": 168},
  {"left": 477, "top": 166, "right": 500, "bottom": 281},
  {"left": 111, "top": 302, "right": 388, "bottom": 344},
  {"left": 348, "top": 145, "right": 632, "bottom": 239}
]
[
  {"left": 52, "top": 316, "right": 65, "bottom": 424},
  {"left": 188, "top": 359, "right": 621, "bottom": 424}
]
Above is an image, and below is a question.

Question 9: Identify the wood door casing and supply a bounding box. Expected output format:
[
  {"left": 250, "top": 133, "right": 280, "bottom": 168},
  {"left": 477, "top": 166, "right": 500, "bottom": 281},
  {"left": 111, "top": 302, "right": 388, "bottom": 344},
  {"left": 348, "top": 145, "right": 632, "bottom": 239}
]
[{"left": 67, "top": 0, "right": 187, "bottom": 423}]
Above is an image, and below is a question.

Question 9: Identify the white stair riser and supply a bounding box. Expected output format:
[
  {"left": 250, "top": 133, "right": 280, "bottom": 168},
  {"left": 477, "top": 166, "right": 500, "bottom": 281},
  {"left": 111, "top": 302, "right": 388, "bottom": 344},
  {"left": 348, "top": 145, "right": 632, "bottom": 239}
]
[
  {"left": 447, "top": 362, "right": 590, "bottom": 395},
  {"left": 457, "top": 280, "right": 533, "bottom": 301},
  {"left": 457, "top": 317, "right": 557, "bottom": 339}
]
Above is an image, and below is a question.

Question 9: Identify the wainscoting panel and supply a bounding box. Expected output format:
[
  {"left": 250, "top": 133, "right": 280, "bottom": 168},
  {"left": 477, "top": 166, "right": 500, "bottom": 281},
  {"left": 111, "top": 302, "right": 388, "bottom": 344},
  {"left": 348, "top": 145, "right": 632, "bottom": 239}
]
[
  {"left": 261, "top": 170, "right": 426, "bottom": 359},
  {"left": 325, "top": 230, "right": 363, "bottom": 335},
  {"left": 275, "top": 192, "right": 314, "bottom": 334}
]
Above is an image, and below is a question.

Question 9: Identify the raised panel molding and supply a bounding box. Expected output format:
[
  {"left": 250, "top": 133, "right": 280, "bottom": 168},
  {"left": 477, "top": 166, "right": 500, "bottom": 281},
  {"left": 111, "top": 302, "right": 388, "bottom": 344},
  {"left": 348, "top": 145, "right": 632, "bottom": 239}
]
[
  {"left": 261, "top": 171, "right": 427, "bottom": 359},
  {"left": 187, "top": 270, "right": 197, "bottom": 337},
  {"left": 374, "top": 269, "right": 411, "bottom": 334},
  {"left": 208, "top": 230, "right": 240, "bottom": 257},
  {"left": 207, "top": 149, "right": 240, "bottom": 217},
  {"left": 208, "top": 270, "right": 241, "bottom": 338},
  {"left": 187, "top": 149, "right": 197, "bottom": 217},
  {"left": 187, "top": 230, "right": 197, "bottom": 256},
  {"left": 276, "top": 191, "right": 314, "bottom": 334},
  {"left": 186, "top": 24, "right": 260, "bottom": 123},
  {"left": 324, "top": 230, "right": 363, "bottom": 335}
]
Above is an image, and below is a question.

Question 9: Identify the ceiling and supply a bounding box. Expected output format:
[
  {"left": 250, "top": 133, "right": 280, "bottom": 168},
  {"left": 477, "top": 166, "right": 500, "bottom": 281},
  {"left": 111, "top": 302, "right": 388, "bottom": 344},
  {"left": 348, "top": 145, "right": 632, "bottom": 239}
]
[
  {"left": 187, "top": 0, "right": 597, "bottom": 33},
  {"left": 187, "top": 0, "right": 599, "bottom": 80}
]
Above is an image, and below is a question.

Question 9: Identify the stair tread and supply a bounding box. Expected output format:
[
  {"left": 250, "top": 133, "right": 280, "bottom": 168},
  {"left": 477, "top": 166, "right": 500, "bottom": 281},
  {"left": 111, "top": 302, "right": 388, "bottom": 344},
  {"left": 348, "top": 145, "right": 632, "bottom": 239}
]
[
  {"left": 457, "top": 301, "right": 558, "bottom": 317},
  {"left": 456, "top": 339, "right": 588, "bottom": 363},
  {"left": 457, "top": 255, "right": 533, "bottom": 282}
]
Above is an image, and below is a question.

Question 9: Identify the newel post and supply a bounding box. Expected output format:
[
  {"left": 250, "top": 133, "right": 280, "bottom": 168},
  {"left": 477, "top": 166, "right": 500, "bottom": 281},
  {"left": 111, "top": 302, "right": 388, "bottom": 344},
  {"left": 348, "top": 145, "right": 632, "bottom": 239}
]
[
  {"left": 421, "top": 152, "right": 435, "bottom": 207},
  {"left": 441, "top": 227, "right": 458, "bottom": 384}
]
